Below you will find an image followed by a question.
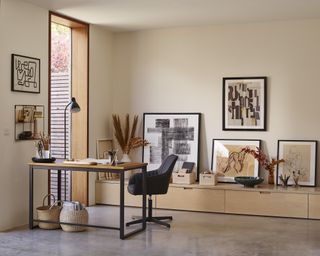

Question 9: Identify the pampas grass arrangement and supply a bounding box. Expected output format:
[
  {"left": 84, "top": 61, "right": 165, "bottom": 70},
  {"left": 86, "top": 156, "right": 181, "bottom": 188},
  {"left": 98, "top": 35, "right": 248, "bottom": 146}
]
[{"left": 112, "top": 114, "right": 148, "bottom": 154}]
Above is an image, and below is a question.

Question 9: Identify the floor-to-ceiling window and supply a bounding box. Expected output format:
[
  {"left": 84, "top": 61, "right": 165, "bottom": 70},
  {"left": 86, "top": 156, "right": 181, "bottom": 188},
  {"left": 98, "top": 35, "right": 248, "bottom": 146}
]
[
  {"left": 50, "top": 22, "right": 72, "bottom": 200},
  {"left": 49, "top": 13, "right": 89, "bottom": 205}
]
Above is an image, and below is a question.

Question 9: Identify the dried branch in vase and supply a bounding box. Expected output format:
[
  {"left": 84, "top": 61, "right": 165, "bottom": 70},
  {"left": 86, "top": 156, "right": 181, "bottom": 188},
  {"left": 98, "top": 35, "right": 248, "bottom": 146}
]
[
  {"left": 39, "top": 132, "right": 50, "bottom": 150},
  {"left": 112, "top": 114, "right": 149, "bottom": 154},
  {"left": 241, "top": 147, "right": 285, "bottom": 174}
]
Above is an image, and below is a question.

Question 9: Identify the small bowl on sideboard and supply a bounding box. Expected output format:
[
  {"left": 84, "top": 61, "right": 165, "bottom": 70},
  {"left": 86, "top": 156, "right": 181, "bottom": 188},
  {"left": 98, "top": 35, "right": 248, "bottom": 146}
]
[{"left": 234, "top": 176, "right": 264, "bottom": 188}]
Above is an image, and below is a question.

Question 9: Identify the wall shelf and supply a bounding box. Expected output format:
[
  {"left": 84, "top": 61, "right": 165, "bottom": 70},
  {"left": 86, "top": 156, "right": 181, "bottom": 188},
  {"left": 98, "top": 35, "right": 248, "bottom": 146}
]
[{"left": 15, "top": 105, "right": 44, "bottom": 141}]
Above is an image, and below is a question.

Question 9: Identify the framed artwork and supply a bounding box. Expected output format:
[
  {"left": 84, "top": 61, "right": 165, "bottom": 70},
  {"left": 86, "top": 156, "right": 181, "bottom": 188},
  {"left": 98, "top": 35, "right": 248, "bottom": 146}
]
[
  {"left": 223, "top": 77, "right": 267, "bottom": 131},
  {"left": 143, "top": 113, "right": 201, "bottom": 179},
  {"left": 277, "top": 140, "right": 317, "bottom": 187},
  {"left": 11, "top": 54, "right": 40, "bottom": 93},
  {"left": 14, "top": 105, "right": 44, "bottom": 141},
  {"left": 96, "top": 138, "right": 113, "bottom": 159},
  {"left": 211, "top": 139, "right": 261, "bottom": 183}
]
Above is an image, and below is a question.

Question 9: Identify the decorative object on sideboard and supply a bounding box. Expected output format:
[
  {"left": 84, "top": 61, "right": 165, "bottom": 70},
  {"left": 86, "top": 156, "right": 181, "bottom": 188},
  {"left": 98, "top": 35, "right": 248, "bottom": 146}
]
[
  {"left": 143, "top": 113, "right": 201, "bottom": 179},
  {"left": 64, "top": 97, "right": 80, "bottom": 160},
  {"left": 222, "top": 76, "right": 267, "bottom": 131},
  {"left": 11, "top": 54, "right": 41, "bottom": 93},
  {"left": 211, "top": 139, "right": 261, "bottom": 183},
  {"left": 172, "top": 162, "right": 196, "bottom": 184},
  {"left": 277, "top": 140, "right": 317, "bottom": 187},
  {"left": 15, "top": 105, "right": 44, "bottom": 141},
  {"left": 241, "top": 146, "right": 284, "bottom": 185},
  {"left": 234, "top": 176, "right": 264, "bottom": 188},
  {"left": 199, "top": 170, "right": 222, "bottom": 186},
  {"left": 279, "top": 174, "right": 290, "bottom": 187},
  {"left": 292, "top": 170, "right": 304, "bottom": 187},
  {"left": 112, "top": 114, "right": 149, "bottom": 162}
]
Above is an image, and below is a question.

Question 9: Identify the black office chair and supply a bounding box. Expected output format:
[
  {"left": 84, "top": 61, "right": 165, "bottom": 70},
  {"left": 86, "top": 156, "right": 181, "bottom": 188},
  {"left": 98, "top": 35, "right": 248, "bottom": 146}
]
[{"left": 126, "top": 154, "right": 178, "bottom": 228}]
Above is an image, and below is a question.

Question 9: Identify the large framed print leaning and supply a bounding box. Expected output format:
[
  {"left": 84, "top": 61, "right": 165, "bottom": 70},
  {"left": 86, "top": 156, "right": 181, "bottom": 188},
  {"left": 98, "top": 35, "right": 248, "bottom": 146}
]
[
  {"left": 223, "top": 77, "right": 266, "bottom": 131},
  {"left": 143, "top": 113, "right": 201, "bottom": 179},
  {"left": 11, "top": 54, "right": 40, "bottom": 93},
  {"left": 211, "top": 139, "right": 261, "bottom": 183},
  {"left": 277, "top": 140, "right": 317, "bottom": 187}
]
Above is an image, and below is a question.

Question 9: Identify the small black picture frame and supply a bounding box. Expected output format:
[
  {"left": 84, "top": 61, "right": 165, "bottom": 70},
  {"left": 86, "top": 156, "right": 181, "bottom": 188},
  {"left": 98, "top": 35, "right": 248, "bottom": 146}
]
[
  {"left": 11, "top": 54, "right": 41, "bottom": 94},
  {"left": 223, "top": 77, "right": 267, "bottom": 131}
]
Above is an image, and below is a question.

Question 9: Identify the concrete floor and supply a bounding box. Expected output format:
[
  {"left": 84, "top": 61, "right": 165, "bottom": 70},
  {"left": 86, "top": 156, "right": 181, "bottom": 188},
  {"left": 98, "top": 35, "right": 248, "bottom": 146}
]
[{"left": 1, "top": 206, "right": 320, "bottom": 256}]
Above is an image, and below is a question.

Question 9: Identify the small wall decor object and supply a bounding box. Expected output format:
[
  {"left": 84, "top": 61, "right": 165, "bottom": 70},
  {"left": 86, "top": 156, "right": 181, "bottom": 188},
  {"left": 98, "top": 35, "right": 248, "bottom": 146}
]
[
  {"left": 143, "top": 113, "right": 201, "bottom": 179},
  {"left": 277, "top": 140, "right": 317, "bottom": 187},
  {"left": 223, "top": 77, "right": 267, "bottom": 131},
  {"left": 15, "top": 105, "right": 44, "bottom": 141},
  {"left": 12, "top": 54, "right": 40, "bottom": 93},
  {"left": 211, "top": 139, "right": 261, "bottom": 183}
]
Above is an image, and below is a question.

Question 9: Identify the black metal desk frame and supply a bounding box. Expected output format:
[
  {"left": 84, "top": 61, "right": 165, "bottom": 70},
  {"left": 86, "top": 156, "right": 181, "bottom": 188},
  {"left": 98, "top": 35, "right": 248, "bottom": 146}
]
[{"left": 29, "top": 162, "right": 147, "bottom": 239}]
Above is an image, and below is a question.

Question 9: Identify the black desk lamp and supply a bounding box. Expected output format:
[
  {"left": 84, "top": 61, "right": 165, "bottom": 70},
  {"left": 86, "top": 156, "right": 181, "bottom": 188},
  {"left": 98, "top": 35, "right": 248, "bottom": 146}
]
[{"left": 64, "top": 97, "right": 80, "bottom": 159}]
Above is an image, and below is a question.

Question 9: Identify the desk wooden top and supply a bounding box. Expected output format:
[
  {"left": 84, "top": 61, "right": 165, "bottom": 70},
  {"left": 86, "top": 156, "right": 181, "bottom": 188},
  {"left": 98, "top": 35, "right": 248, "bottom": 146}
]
[{"left": 29, "top": 161, "right": 147, "bottom": 171}]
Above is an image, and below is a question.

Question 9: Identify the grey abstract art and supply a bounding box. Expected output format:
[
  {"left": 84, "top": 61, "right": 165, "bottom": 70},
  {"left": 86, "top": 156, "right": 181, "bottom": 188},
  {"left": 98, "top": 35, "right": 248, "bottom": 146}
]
[{"left": 143, "top": 113, "right": 200, "bottom": 177}]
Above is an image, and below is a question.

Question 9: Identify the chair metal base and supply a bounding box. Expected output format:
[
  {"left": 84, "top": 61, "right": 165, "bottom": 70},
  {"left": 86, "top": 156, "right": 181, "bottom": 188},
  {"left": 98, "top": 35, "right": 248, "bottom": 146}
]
[
  {"left": 126, "top": 197, "right": 172, "bottom": 228},
  {"left": 126, "top": 216, "right": 172, "bottom": 228}
]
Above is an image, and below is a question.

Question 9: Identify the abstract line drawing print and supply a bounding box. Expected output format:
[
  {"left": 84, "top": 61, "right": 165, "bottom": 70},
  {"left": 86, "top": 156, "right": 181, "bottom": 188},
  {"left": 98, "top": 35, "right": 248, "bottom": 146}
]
[
  {"left": 143, "top": 114, "right": 200, "bottom": 173},
  {"left": 15, "top": 59, "right": 38, "bottom": 88},
  {"left": 227, "top": 81, "right": 261, "bottom": 127},
  {"left": 12, "top": 54, "right": 40, "bottom": 93}
]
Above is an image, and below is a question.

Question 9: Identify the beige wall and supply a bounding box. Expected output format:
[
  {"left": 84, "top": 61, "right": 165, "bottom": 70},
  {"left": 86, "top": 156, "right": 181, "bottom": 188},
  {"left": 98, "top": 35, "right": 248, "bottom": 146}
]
[
  {"left": 113, "top": 19, "right": 320, "bottom": 181},
  {"left": 88, "top": 25, "right": 114, "bottom": 204},
  {"left": 0, "top": 1, "right": 115, "bottom": 230},
  {"left": 0, "top": 0, "right": 49, "bottom": 231}
]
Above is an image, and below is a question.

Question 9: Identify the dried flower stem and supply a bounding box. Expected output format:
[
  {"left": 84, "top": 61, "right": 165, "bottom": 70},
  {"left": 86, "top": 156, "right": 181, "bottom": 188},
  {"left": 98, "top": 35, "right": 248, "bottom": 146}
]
[{"left": 112, "top": 114, "right": 149, "bottom": 154}]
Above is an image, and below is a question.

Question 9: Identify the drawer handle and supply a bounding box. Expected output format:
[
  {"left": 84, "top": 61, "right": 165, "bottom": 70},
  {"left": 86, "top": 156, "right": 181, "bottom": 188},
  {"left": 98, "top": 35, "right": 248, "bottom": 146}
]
[
  {"left": 183, "top": 187, "right": 193, "bottom": 190},
  {"left": 259, "top": 191, "right": 271, "bottom": 194}
]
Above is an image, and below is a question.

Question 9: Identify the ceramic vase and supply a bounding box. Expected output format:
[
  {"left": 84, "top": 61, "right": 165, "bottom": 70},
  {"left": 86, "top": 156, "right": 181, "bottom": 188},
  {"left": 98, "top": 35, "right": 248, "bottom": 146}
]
[
  {"left": 121, "top": 153, "right": 131, "bottom": 163},
  {"left": 268, "top": 168, "right": 275, "bottom": 185}
]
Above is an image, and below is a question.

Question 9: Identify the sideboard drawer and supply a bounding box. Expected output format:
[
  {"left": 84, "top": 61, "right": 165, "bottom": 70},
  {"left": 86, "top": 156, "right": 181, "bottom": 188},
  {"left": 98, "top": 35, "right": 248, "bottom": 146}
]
[
  {"left": 157, "top": 186, "right": 225, "bottom": 213},
  {"left": 225, "top": 190, "right": 308, "bottom": 218},
  {"left": 309, "top": 194, "right": 320, "bottom": 219}
]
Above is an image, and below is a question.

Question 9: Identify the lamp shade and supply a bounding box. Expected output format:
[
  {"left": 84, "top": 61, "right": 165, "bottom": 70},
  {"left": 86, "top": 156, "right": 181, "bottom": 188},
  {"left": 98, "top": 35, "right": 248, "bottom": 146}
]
[{"left": 70, "top": 97, "right": 80, "bottom": 113}]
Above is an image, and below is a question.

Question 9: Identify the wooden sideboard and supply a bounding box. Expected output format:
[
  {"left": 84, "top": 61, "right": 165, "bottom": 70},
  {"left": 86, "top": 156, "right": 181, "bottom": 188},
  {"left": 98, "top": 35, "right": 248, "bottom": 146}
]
[{"left": 95, "top": 180, "right": 320, "bottom": 219}]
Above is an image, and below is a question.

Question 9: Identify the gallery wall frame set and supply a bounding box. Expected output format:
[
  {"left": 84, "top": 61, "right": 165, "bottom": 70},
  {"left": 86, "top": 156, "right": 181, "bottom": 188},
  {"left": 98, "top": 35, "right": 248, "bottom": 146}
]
[
  {"left": 142, "top": 113, "right": 201, "bottom": 180},
  {"left": 277, "top": 140, "right": 317, "bottom": 187},
  {"left": 11, "top": 54, "right": 40, "bottom": 93},
  {"left": 211, "top": 139, "right": 261, "bottom": 183},
  {"left": 223, "top": 77, "right": 267, "bottom": 131}
]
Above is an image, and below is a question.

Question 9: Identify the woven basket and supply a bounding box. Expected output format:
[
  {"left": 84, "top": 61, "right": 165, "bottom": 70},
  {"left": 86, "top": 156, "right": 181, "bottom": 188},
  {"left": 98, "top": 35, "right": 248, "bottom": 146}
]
[
  {"left": 60, "top": 207, "right": 88, "bottom": 232},
  {"left": 36, "top": 194, "right": 61, "bottom": 230}
]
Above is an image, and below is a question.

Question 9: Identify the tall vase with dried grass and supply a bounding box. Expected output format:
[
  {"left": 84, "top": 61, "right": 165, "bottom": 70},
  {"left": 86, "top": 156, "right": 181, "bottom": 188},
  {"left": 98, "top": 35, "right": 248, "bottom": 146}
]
[{"left": 112, "top": 114, "right": 149, "bottom": 162}]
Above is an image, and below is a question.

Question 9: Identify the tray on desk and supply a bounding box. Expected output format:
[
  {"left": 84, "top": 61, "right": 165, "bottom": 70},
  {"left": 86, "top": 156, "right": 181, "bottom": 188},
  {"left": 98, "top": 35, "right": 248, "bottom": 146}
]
[{"left": 32, "top": 157, "right": 56, "bottom": 163}]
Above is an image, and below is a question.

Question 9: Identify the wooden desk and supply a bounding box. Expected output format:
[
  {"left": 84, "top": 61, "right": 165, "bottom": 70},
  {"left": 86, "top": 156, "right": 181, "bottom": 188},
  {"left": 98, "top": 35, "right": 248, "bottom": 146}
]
[{"left": 28, "top": 161, "right": 148, "bottom": 239}]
